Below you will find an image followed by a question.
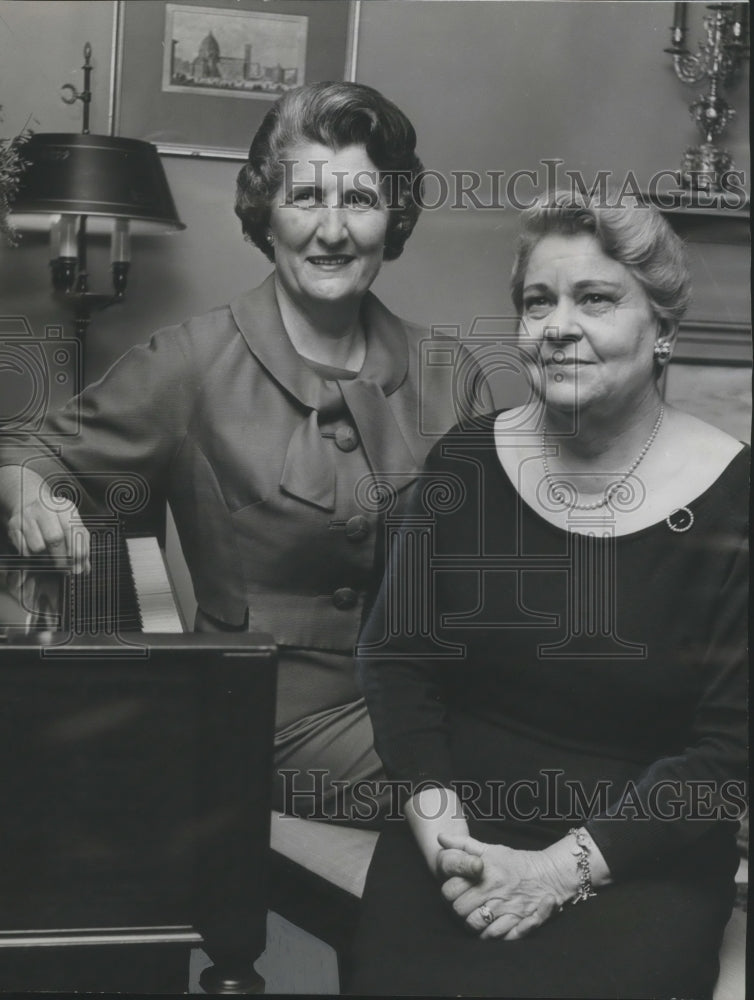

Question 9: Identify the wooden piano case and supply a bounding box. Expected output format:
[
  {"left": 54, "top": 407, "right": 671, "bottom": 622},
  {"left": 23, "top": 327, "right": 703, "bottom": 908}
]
[{"left": 0, "top": 631, "right": 277, "bottom": 993}]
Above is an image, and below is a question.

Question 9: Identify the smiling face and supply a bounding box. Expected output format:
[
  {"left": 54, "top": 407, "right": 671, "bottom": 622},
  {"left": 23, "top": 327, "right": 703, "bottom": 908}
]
[
  {"left": 268, "top": 141, "right": 389, "bottom": 311},
  {"left": 519, "top": 232, "right": 663, "bottom": 415}
]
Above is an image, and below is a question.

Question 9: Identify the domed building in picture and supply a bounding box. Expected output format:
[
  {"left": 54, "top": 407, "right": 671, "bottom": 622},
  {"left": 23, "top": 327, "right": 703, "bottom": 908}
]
[
  {"left": 193, "top": 30, "right": 221, "bottom": 79},
  {"left": 167, "top": 12, "right": 305, "bottom": 95}
]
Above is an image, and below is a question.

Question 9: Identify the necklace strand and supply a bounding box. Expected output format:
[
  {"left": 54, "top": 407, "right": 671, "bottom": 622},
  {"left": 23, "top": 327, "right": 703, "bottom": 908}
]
[{"left": 541, "top": 406, "right": 665, "bottom": 511}]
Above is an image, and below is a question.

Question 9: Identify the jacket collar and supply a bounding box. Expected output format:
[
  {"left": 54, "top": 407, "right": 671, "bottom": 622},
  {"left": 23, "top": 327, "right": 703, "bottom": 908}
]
[
  {"left": 229, "top": 273, "right": 409, "bottom": 407},
  {"left": 229, "top": 274, "right": 418, "bottom": 511}
]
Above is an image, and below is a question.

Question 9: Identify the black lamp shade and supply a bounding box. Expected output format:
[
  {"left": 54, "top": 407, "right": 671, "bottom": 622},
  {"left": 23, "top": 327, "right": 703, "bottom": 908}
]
[{"left": 11, "top": 133, "right": 185, "bottom": 232}]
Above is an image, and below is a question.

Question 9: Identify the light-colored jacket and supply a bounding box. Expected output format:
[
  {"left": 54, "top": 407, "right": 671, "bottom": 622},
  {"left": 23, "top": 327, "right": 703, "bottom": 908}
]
[{"left": 0, "top": 275, "right": 476, "bottom": 647}]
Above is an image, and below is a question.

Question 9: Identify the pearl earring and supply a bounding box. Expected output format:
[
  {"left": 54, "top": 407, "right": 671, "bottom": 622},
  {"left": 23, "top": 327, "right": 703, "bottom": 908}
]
[
  {"left": 653, "top": 339, "right": 672, "bottom": 364},
  {"left": 266, "top": 233, "right": 274, "bottom": 245}
]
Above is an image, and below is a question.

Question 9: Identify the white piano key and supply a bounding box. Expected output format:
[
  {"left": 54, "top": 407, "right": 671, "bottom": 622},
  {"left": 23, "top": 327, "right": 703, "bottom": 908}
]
[{"left": 125, "top": 536, "right": 184, "bottom": 633}]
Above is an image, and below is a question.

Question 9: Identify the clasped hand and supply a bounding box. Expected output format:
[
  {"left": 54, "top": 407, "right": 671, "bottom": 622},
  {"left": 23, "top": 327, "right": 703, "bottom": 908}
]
[{"left": 435, "top": 833, "right": 567, "bottom": 941}]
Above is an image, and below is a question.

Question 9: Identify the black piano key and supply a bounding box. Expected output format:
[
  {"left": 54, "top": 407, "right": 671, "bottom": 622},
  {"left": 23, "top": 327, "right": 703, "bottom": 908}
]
[{"left": 67, "top": 528, "right": 143, "bottom": 634}]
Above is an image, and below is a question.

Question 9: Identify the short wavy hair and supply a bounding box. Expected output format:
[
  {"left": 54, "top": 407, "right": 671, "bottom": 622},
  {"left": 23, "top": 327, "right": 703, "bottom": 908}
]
[
  {"left": 235, "top": 81, "right": 424, "bottom": 262},
  {"left": 510, "top": 192, "right": 692, "bottom": 332}
]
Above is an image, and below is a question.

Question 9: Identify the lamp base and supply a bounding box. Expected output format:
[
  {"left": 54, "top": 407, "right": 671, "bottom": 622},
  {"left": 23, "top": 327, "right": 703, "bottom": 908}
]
[
  {"left": 52, "top": 290, "right": 123, "bottom": 346},
  {"left": 680, "top": 143, "right": 734, "bottom": 192}
]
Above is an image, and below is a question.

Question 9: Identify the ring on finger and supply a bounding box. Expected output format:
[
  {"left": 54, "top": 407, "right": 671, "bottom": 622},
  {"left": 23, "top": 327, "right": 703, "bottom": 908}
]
[{"left": 478, "top": 903, "right": 495, "bottom": 926}]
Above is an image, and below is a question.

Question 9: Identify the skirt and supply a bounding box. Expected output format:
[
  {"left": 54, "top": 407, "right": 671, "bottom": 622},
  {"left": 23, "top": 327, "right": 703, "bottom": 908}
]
[{"left": 347, "top": 817, "right": 737, "bottom": 998}]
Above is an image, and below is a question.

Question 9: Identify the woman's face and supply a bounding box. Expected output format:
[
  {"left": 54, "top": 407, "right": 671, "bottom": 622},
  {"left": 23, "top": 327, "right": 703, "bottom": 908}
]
[
  {"left": 519, "top": 232, "right": 661, "bottom": 414},
  {"left": 268, "top": 141, "right": 389, "bottom": 310}
]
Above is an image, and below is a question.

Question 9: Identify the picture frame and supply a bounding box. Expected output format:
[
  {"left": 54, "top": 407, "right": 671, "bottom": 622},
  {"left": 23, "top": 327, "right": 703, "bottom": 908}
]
[{"left": 112, "top": 0, "right": 360, "bottom": 160}]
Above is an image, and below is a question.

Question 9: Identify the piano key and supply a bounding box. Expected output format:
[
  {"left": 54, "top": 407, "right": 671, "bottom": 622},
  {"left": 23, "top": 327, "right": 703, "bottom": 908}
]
[
  {"left": 126, "top": 537, "right": 184, "bottom": 633},
  {"left": 1, "top": 531, "right": 184, "bottom": 636}
]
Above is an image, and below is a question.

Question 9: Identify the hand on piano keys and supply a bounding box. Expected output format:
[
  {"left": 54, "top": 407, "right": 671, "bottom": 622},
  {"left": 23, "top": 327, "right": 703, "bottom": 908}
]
[
  {"left": 1, "top": 533, "right": 184, "bottom": 638},
  {"left": 0, "top": 465, "right": 90, "bottom": 575}
]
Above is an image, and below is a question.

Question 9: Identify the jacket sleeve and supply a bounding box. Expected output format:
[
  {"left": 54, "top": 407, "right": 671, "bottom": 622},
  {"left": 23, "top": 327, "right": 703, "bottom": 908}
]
[{"left": 0, "top": 326, "right": 198, "bottom": 517}]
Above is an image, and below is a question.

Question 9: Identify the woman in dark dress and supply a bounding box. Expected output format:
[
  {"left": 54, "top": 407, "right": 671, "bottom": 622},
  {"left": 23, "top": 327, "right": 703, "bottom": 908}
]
[{"left": 351, "top": 195, "right": 747, "bottom": 997}]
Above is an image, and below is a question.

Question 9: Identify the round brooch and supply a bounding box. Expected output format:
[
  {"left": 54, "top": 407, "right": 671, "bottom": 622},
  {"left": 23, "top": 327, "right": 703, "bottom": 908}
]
[{"left": 666, "top": 506, "right": 695, "bottom": 533}]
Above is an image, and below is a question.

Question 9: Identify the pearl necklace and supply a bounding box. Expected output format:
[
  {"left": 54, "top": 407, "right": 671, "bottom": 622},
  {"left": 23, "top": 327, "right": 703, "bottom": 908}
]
[{"left": 541, "top": 406, "right": 665, "bottom": 511}]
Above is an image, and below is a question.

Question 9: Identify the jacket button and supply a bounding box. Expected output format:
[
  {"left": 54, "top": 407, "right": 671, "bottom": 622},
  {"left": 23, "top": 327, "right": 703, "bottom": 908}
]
[
  {"left": 345, "top": 515, "right": 370, "bottom": 542},
  {"left": 335, "top": 425, "right": 359, "bottom": 452},
  {"left": 332, "top": 587, "right": 358, "bottom": 610}
]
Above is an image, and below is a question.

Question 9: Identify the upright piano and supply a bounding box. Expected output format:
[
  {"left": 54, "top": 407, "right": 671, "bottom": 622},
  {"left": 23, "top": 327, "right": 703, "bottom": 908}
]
[{"left": 0, "top": 529, "right": 277, "bottom": 994}]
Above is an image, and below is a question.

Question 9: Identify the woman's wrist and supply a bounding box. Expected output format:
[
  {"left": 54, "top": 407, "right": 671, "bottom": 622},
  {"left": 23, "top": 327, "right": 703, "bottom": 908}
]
[
  {"left": 0, "top": 465, "right": 47, "bottom": 516},
  {"left": 0, "top": 465, "right": 26, "bottom": 517},
  {"left": 541, "top": 827, "right": 613, "bottom": 905},
  {"left": 404, "top": 786, "right": 470, "bottom": 875}
]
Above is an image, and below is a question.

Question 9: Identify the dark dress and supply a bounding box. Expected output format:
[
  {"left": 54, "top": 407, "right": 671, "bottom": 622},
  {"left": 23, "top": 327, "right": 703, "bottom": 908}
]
[{"left": 351, "top": 420, "right": 748, "bottom": 998}]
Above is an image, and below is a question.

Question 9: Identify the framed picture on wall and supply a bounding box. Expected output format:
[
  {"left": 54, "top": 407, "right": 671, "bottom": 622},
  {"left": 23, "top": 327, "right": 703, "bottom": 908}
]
[{"left": 112, "top": 0, "right": 360, "bottom": 160}]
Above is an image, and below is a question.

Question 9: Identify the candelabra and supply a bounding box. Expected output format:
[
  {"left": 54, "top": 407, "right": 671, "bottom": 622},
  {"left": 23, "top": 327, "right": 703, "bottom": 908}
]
[
  {"left": 10, "top": 43, "right": 184, "bottom": 346},
  {"left": 665, "top": 3, "right": 749, "bottom": 191}
]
